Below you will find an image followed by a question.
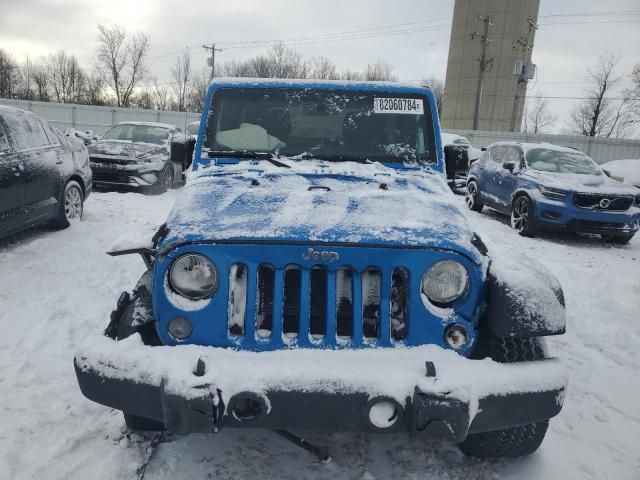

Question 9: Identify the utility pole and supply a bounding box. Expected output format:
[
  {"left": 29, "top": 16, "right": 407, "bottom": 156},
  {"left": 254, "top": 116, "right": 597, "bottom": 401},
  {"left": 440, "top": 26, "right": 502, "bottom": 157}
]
[
  {"left": 472, "top": 15, "right": 493, "bottom": 131},
  {"left": 202, "top": 43, "right": 223, "bottom": 81},
  {"left": 509, "top": 17, "right": 538, "bottom": 132}
]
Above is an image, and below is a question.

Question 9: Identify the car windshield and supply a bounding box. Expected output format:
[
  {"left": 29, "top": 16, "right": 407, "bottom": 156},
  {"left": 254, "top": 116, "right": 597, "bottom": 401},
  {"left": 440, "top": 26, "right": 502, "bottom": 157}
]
[
  {"left": 204, "top": 88, "right": 436, "bottom": 163},
  {"left": 526, "top": 148, "right": 601, "bottom": 175},
  {"left": 102, "top": 124, "right": 171, "bottom": 145}
]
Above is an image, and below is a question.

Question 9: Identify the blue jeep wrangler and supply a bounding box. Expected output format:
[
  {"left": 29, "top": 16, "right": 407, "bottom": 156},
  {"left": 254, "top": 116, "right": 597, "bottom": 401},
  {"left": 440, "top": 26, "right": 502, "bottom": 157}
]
[{"left": 75, "top": 79, "right": 568, "bottom": 460}]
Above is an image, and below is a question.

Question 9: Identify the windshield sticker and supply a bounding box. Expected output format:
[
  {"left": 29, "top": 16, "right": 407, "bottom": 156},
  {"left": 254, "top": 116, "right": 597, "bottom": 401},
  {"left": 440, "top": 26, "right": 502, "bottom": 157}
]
[{"left": 373, "top": 98, "right": 424, "bottom": 115}]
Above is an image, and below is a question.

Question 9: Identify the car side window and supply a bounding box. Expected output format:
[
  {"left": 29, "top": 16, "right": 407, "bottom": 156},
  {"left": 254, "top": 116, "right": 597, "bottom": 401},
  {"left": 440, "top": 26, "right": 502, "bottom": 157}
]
[
  {"left": 503, "top": 147, "right": 522, "bottom": 172},
  {"left": 4, "top": 112, "right": 50, "bottom": 150},
  {"left": 42, "top": 121, "right": 61, "bottom": 146}
]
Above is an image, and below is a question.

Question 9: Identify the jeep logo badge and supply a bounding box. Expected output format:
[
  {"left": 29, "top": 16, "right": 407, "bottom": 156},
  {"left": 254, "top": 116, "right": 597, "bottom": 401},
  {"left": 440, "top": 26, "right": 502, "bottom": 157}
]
[
  {"left": 599, "top": 198, "right": 611, "bottom": 209},
  {"left": 302, "top": 248, "right": 339, "bottom": 262}
]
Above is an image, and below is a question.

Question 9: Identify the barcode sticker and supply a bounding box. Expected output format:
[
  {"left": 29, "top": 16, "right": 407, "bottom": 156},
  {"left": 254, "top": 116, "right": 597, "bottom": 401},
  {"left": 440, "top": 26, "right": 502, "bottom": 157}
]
[{"left": 373, "top": 97, "right": 424, "bottom": 114}]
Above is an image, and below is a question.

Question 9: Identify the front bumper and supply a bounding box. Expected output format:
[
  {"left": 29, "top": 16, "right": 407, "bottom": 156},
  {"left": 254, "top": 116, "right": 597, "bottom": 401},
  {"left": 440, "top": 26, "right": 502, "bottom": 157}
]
[
  {"left": 533, "top": 194, "right": 640, "bottom": 234},
  {"left": 90, "top": 162, "right": 163, "bottom": 189},
  {"left": 74, "top": 336, "right": 567, "bottom": 440}
]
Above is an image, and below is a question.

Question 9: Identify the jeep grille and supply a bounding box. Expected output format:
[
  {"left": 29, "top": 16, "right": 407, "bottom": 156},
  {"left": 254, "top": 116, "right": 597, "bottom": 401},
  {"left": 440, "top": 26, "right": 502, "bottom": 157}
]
[{"left": 227, "top": 262, "right": 409, "bottom": 344}]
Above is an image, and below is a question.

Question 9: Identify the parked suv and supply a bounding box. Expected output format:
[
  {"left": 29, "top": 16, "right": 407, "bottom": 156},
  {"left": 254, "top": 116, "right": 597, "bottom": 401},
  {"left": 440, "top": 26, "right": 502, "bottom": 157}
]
[
  {"left": 88, "top": 121, "right": 185, "bottom": 193},
  {"left": 466, "top": 142, "right": 640, "bottom": 243},
  {"left": 75, "top": 79, "right": 568, "bottom": 460},
  {"left": 0, "top": 106, "right": 92, "bottom": 239}
]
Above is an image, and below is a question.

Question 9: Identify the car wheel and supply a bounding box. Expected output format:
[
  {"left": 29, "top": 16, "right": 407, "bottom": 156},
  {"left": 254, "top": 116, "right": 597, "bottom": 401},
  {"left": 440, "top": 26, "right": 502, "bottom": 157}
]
[
  {"left": 156, "top": 166, "right": 174, "bottom": 194},
  {"left": 604, "top": 232, "right": 635, "bottom": 244},
  {"left": 458, "top": 334, "right": 549, "bottom": 458},
  {"left": 510, "top": 195, "right": 535, "bottom": 237},
  {"left": 53, "top": 180, "right": 84, "bottom": 229},
  {"left": 465, "top": 181, "right": 484, "bottom": 212}
]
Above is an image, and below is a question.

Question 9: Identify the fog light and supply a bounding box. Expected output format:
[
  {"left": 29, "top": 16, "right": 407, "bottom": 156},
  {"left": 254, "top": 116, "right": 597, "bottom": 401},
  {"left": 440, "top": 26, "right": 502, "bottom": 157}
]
[
  {"left": 168, "top": 316, "right": 192, "bottom": 340},
  {"left": 444, "top": 323, "right": 467, "bottom": 349}
]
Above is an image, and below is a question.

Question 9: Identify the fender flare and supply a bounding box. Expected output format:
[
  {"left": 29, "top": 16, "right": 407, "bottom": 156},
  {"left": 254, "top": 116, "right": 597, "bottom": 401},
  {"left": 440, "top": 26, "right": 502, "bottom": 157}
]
[{"left": 483, "top": 253, "right": 566, "bottom": 338}]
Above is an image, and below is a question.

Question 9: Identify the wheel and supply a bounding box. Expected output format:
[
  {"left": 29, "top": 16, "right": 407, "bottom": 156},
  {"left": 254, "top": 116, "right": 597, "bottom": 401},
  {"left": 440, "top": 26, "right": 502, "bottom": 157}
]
[
  {"left": 53, "top": 180, "right": 83, "bottom": 228},
  {"left": 458, "top": 335, "right": 550, "bottom": 459},
  {"left": 160, "top": 166, "right": 174, "bottom": 193},
  {"left": 123, "top": 412, "right": 165, "bottom": 432},
  {"left": 604, "top": 232, "right": 635, "bottom": 244},
  {"left": 510, "top": 195, "right": 536, "bottom": 237},
  {"left": 465, "top": 181, "right": 484, "bottom": 212}
]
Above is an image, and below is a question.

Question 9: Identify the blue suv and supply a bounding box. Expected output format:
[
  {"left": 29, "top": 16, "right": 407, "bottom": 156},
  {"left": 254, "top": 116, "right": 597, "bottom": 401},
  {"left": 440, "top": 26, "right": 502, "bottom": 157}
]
[
  {"left": 74, "top": 79, "right": 568, "bottom": 460},
  {"left": 466, "top": 142, "right": 640, "bottom": 243}
]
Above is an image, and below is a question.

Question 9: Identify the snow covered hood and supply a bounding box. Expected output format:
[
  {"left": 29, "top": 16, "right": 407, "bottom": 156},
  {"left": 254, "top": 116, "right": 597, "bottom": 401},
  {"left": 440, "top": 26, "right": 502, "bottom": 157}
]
[
  {"left": 88, "top": 139, "right": 169, "bottom": 161},
  {"left": 521, "top": 169, "right": 639, "bottom": 195},
  {"left": 161, "top": 160, "right": 481, "bottom": 262}
]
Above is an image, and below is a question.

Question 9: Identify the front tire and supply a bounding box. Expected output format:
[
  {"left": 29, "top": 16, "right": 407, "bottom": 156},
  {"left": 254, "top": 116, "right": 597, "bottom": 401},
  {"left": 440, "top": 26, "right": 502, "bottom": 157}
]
[
  {"left": 156, "top": 165, "right": 174, "bottom": 194},
  {"left": 53, "top": 180, "right": 83, "bottom": 229},
  {"left": 458, "top": 335, "right": 550, "bottom": 459},
  {"left": 604, "top": 232, "right": 635, "bottom": 244},
  {"left": 465, "top": 181, "right": 484, "bottom": 212},
  {"left": 511, "top": 195, "right": 536, "bottom": 237}
]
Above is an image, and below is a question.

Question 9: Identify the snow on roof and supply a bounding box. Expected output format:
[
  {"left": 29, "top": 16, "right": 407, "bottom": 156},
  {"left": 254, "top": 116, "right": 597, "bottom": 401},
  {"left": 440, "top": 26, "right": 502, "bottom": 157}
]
[
  {"left": 116, "top": 120, "right": 177, "bottom": 129},
  {"left": 209, "top": 77, "right": 431, "bottom": 92},
  {"left": 489, "top": 140, "right": 589, "bottom": 156}
]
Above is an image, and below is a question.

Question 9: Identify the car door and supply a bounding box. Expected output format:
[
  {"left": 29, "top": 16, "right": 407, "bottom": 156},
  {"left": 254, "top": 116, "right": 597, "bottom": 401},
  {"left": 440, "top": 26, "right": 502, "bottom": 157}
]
[
  {"left": 493, "top": 146, "right": 523, "bottom": 205},
  {"left": 5, "top": 111, "right": 63, "bottom": 222},
  {"left": 0, "top": 117, "right": 27, "bottom": 236},
  {"left": 479, "top": 145, "right": 506, "bottom": 206}
]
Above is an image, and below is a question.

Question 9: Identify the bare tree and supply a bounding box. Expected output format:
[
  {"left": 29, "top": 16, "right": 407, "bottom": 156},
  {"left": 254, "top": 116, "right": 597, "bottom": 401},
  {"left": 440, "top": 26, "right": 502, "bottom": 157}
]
[
  {"left": 186, "top": 68, "right": 209, "bottom": 112},
  {"left": 95, "top": 24, "right": 150, "bottom": 107},
  {"left": 309, "top": 56, "right": 339, "bottom": 80},
  {"left": 524, "top": 92, "right": 556, "bottom": 133},
  {"left": 566, "top": 54, "right": 633, "bottom": 138},
  {"left": 171, "top": 50, "right": 191, "bottom": 111},
  {"left": 268, "top": 43, "right": 308, "bottom": 79},
  {"left": 340, "top": 70, "right": 365, "bottom": 81},
  {"left": 152, "top": 79, "right": 172, "bottom": 110},
  {"left": 364, "top": 61, "right": 397, "bottom": 81},
  {"left": 0, "top": 48, "right": 19, "bottom": 98},
  {"left": 30, "top": 59, "right": 50, "bottom": 101},
  {"left": 627, "top": 63, "right": 640, "bottom": 126},
  {"left": 422, "top": 76, "right": 444, "bottom": 116},
  {"left": 83, "top": 73, "right": 109, "bottom": 106},
  {"left": 47, "top": 50, "right": 86, "bottom": 103}
]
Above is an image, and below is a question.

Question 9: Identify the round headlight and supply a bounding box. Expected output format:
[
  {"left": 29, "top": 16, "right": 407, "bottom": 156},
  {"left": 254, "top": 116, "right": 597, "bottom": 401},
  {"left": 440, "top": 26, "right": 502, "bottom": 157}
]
[
  {"left": 421, "top": 260, "right": 469, "bottom": 305},
  {"left": 169, "top": 254, "right": 218, "bottom": 300}
]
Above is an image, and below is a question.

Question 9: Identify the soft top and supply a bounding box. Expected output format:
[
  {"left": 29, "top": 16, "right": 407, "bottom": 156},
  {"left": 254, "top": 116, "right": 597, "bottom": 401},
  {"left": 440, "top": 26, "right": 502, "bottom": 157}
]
[{"left": 208, "top": 77, "right": 432, "bottom": 95}]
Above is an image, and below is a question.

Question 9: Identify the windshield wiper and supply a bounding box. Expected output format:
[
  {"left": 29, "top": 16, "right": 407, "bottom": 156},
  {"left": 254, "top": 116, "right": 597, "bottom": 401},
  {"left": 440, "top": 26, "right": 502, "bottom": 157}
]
[
  {"left": 206, "top": 150, "right": 290, "bottom": 168},
  {"left": 299, "top": 154, "right": 372, "bottom": 164}
]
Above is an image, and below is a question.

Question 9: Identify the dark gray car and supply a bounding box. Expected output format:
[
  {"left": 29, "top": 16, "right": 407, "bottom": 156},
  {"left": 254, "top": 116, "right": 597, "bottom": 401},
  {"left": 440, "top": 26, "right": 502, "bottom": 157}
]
[
  {"left": 0, "top": 106, "right": 92, "bottom": 239},
  {"left": 88, "top": 121, "right": 184, "bottom": 193}
]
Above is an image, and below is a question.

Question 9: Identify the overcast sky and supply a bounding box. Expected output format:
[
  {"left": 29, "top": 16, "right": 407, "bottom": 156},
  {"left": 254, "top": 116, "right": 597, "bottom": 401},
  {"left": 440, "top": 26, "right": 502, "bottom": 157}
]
[{"left": 1, "top": 0, "right": 639, "bottom": 131}]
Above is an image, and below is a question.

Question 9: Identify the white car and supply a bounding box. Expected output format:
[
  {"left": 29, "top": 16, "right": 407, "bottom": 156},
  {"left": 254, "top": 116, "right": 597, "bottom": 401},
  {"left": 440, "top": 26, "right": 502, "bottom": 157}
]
[{"left": 601, "top": 159, "right": 640, "bottom": 189}]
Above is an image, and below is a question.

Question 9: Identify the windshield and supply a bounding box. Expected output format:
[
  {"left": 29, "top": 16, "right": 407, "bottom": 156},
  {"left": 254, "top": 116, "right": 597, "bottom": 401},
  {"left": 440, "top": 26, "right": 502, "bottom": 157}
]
[
  {"left": 526, "top": 148, "right": 601, "bottom": 175},
  {"left": 102, "top": 124, "right": 171, "bottom": 145},
  {"left": 204, "top": 88, "right": 436, "bottom": 163}
]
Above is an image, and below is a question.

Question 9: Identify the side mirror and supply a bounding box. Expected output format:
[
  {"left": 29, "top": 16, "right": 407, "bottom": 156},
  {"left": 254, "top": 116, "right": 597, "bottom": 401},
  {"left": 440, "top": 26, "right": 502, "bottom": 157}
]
[
  {"left": 503, "top": 160, "right": 516, "bottom": 172},
  {"left": 481, "top": 147, "right": 487, "bottom": 152}
]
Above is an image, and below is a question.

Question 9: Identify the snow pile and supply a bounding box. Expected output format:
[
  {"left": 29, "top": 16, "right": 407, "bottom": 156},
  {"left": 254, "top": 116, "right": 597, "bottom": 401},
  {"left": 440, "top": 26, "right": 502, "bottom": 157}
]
[{"left": 76, "top": 334, "right": 567, "bottom": 416}]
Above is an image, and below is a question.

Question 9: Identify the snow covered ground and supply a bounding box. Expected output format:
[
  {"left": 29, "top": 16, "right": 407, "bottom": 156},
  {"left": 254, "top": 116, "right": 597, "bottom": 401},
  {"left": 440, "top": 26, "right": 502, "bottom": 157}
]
[{"left": 1, "top": 189, "right": 639, "bottom": 479}]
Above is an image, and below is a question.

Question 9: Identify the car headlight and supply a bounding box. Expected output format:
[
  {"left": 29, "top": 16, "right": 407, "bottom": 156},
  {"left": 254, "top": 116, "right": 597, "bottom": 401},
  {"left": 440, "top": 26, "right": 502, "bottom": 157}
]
[
  {"left": 537, "top": 185, "right": 568, "bottom": 200},
  {"left": 169, "top": 254, "right": 218, "bottom": 300},
  {"left": 421, "top": 260, "right": 469, "bottom": 306}
]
